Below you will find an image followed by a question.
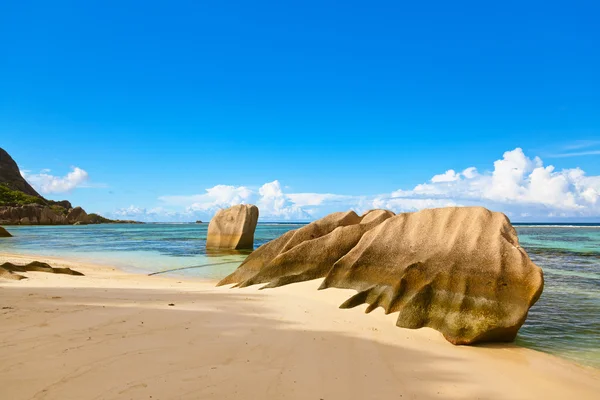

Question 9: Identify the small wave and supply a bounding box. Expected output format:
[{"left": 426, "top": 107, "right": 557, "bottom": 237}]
[
  {"left": 145, "top": 222, "right": 197, "bottom": 225},
  {"left": 526, "top": 247, "right": 600, "bottom": 257},
  {"left": 159, "top": 237, "right": 205, "bottom": 241}
]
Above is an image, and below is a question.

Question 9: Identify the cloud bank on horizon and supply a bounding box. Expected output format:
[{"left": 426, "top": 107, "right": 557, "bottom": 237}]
[{"left": 104, "top": 147, "right": 600, "bottom": 222}]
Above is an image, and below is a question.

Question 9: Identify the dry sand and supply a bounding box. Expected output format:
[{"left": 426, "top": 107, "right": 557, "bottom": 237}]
[{"left": 1, "top": 252, "right": 599, "bottom": 400}]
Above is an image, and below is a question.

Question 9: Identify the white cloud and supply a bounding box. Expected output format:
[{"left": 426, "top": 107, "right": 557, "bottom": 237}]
[
  {"left": 21, "top": 167, "right": 90, "bottom": 194},
  {"left": 547, "top": 140, "right": 600, "bottom": 158},
  {"left": 286, "top": 192, "right": 352, "bottom": 207},
  {"left": 159, "top": 185, "right": 254, "bottom": 215},
  {"left": 562, "top": 140, "right": 600, "bottom": 151},
  {"left": 256, "top": 180, "right": 312, "bottom": 220},
  {"left": 462, "top": 167, "right": 478, "bottom": 179},
  {"left": 371, "top": 197, "right": 459, "bottom": 212},
  {"left": 108, "top": 206, "right": 191, "bottom": 223},
  {"left": 191, "top": 185, "right": 253, "bottom": 211},
  {"left": 158, "top": 180, "right": 313, "bottom": 221},
  {"left": 549, "top": 150, "right": 600, "bottom": 158},
  {"left": 109, "top": 148, "right": 600, "bottom": 222},
  {"left": 381, "top": 148, "right": 600, "bottom": 217},
  {"left": 431, "top": 169, "right": 460, "bottom": 183}
]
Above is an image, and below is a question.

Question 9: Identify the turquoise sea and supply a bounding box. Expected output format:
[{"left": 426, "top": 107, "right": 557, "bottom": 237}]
[{"left": 1, "top": 223, "right": 599, "bottom": 369}]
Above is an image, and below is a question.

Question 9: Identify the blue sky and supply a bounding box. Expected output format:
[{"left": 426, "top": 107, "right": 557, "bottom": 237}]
[{"left": 1, "top": 1, "right": 599, "bottom": 221}]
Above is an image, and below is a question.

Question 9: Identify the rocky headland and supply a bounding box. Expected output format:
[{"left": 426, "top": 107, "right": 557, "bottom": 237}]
[{"left": 0, "top": 147, "right": 140, "bottom": 226}]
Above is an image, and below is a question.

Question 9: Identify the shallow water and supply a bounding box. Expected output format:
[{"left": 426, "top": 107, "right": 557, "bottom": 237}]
[
  {"left": 513, "top": 225, "right": 600, "bottom": 369},
  {"left": 1, "top": 222, "right": 599, "bottom": 368},
  {"left": 0, "top": 223, "right": 303, "bottom": 279}
]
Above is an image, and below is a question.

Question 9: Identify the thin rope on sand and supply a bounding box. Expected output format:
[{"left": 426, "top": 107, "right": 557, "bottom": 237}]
[{"left": 148, "top": 260, "right": 242, "bottom": 276}]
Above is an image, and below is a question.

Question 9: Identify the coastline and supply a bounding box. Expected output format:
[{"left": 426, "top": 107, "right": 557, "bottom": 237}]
[{"left": 1, "top": 251, "right": 599, "bottom": 399}]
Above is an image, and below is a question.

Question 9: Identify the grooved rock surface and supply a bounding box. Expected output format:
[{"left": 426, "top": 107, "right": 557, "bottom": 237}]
[
  {"left": 0, "top": 205, "right": 101, "bottom": 225},
  {"left": 219, "top": 209, "right": 394, "bottom": 288},
  {"left": 207, "top": 205, "right": 259, "bottom": 250},
  {"left": 0, "top": 261, "right": 84, "bottom": 280},
  {"left": 219, "top": 206, "right": 544, "bottom": 345},
  {"left": 0, "top": 226, "right": 12, "bottom": 237},
  {"left": 0, "top": 204, "right": 67, "bottom": 225}
]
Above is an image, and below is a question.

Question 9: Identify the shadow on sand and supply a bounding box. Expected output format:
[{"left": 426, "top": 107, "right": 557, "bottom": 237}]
[{"left": 0, "top": 286, "right": 500, "bottom": 400}]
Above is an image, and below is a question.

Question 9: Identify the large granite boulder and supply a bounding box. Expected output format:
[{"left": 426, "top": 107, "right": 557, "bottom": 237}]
[
  {"left": 0, "top": 204, "right": 69, "bottom": 225},
  {"left": 219, "top": 207, "right": 544, "bottom": 345},
  {"left": 39, "top": 206, "right": 66, "bottom": 224},
  {"left": 66, "top": 206, "right": 88, "bottom": 224},
  {"left": 0, "top": 226, "right": 11, "bottom": 237},
  {"left": 219, "top": 209, "right": 394, "bottom": 287},
  {"left": 49, "top": 200, "right": 73, "bottom": 209},
  {"left": 206, "top": 204, "right": 259, "bottom": 250},
  {"left": 0, "top": 204, "right": 95, "bottom": 225},
  {"left": 0, "top": 204, "right": 42, "bottom": 224}
]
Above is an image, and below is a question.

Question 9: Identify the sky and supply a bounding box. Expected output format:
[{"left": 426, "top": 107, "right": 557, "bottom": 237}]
[{"left": 1, "top": 1, "right": 599, "bottom": 222}]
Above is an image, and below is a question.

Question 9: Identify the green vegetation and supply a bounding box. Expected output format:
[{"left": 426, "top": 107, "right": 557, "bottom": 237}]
[
  {"left": 50, "top": 205, "right": 68, "bottom": 215},
  {"left": 87, "top": 213, "right": 141, "bottom": 224},
  {"left": 0, "top": 184, "right": 46, "bottom": 206},
  {"left": 0, "top": 186, "right": 136, "bottom": 224},
  {"left": 87, "top": 213, "right": 112, "bottom": 224}
]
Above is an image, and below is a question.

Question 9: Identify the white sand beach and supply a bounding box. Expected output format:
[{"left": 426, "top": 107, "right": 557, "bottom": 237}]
[{"left": 1, "top": 252, "right": 599, "bottom": 400}]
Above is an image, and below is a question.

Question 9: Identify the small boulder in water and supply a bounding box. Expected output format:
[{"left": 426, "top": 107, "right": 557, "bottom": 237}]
[{"left": 206, "top": 204, "right": 259, "bottom": 250}]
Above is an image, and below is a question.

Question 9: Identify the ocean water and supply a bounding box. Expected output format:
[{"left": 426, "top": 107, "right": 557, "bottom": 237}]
[
  {"left": 1, "top": 222, "right": 599, "bottom": 368},
  {"left": 512, "top": 224, "right": 600, "bottom": 369},
  {"left": 0, "top": 223, "right": 302, "bottom": 280}
]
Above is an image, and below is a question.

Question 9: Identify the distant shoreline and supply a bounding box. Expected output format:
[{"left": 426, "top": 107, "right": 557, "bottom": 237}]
[{"left": 6, "top": 221, "right": 599, "bottom": 226}]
